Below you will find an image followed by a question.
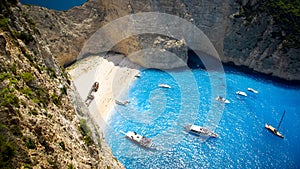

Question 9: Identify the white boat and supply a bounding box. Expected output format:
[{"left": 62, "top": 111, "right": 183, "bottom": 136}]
[
  {"left": 115, "top": 100, "right": 130, "bottom": 106},
  {"left": 215, "top": 96, "right": 230, "bottom": 103},
  {"left": 236, "top": 91, "right": 247, "bottom": 96},
  {"left": 265, "top": 124, "right": 284, "bottom": 138},
  {"left": 265, "top": 111, "right": 285, "bottom": 139},
  {"left": 247, "top": 88, "right": 258, "bottom": 93},
  {"left": 135, "top": 73, "right": 141, "bottom": 78},
  {"left": 185, "top": 124, "right": 218, "bottom": 138},
  {"left": 125, "top": 131, "right": 157, "bottom": 149},
  {"left": 158, "top": 84, "right": 171, "bottom": 88}
]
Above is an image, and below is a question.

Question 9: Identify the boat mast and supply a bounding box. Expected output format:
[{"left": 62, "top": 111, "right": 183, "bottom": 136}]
[{"left": 277, "top": 110, "right": 285, "bottom": 130}]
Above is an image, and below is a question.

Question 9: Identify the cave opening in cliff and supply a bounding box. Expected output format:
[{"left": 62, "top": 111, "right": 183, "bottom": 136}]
[
  {"left": 187, "top": 49, "right": 205, "bottom": 69},
  {"left": 187, "top": 49, "right": 222, "bottom": 71}
]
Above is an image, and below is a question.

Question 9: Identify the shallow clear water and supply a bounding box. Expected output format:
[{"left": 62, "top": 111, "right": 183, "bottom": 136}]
[{"left": 105, "top": 66, "right": 300, "bottom": 169}]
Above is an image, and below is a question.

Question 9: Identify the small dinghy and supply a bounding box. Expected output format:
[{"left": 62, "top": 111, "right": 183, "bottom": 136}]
[
  {"left": 115, "top": 100, "right": 130, "bottom": 106},
  {"left": 247, "top": 88, "right": 258, "bottom": 93},
  {"left": 158, "top": 84, "right": 171, "bottom": 88},
  {"left": 236, "top": 91, "right": 247, "bottom": 96},
  {"left": 216, "top": 96, "right": 230, "bottom": 103}
]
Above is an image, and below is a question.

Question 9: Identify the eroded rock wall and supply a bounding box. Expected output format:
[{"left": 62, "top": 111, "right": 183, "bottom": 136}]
[
  {"left": 224, "top": 1, "right": 300, "bottom": 80},
  {"left": 24, "top": 0, "right": 300, "bottom": 80}
]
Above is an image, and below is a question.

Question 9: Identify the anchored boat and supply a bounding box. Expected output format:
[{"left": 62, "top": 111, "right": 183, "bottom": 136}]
[
  {"left": 236, "top": 91, "right": 247, "bottom": 96},
  {"left": 265, "top": 110, "right": 285, "bottom": 138},
  {"left": 125, "top": 131, "right": 157, "bottom": 150},
  {"left": 115, "top": 99, "right": 130, "bottom": 106},
  {"left": 158, "top": 84, "right": 171, "bottom": 88},
  {"left": 216, "top": 96, "right": 230, "bottom": 103},
  {"left": 185, "top": 124, "right": 218, "bottom": 138},
  {"left": 247, "top": 87, "right": 258, "bottom": 93}
]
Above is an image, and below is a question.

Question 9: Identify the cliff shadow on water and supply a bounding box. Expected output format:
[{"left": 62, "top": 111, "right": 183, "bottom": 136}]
[
  {"left": 187, "top": 50, "right": 300, "bottom": 88},
  {"left": 223, "top": 62, "right": 300, "bottom": 89}
]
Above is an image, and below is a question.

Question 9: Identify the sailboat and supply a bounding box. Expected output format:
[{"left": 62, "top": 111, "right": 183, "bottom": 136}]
[{"left": 265, "top": 110, "right": 285, "bottom": 138}]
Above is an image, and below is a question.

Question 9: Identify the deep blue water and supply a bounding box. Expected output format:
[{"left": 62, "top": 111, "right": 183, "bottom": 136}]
[
  {"left": 20, "top": 0, "right": 86, "bottom": 11},
  {"left": 105, "top": 66, "right": 300, "bottom": 169}
]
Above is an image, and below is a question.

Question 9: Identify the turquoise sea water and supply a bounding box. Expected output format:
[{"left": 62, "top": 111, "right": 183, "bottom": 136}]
[
  {"left": 105, "top": 65, "right": 300, "bottom": 168},
  {"left": 16, "top": 1, "right": 300, "bottom": 168},
  {"left": 20, "top": 0, "right": 86, "bottom": 10}
]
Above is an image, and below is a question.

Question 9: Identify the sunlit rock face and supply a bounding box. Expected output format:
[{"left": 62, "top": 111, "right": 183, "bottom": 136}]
[
  {"left": 126, "top": 36, "right": 188, "bottom": 69},
  {"left": 0, "top": 1, "right": 124, "bottom": 167},
  {"left": 24, "top": 0, "right": 226, "bottom": 69},
  {"left": 25, "top": 0, "right": 300, "bottom": 80}
]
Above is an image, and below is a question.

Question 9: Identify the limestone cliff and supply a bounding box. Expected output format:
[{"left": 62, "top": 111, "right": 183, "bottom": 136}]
[
  {"left": 224, "top": 0, "right": 300, "bottom": 80},
  {"left": 22, "top": 0, "right": 300, "bottom": 80},
  {"left": 0, "top": 1, "right": 123, "bottom": 168}
]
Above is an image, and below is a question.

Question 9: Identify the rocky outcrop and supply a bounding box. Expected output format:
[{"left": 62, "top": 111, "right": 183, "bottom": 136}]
[
  {"left": 0, "top": 1, "right": 123, "bottom": 168},
  {"left": 127, "top": 35, "right": 188, "bottom": 69},
  {"left": 22, "top": 0, "right": 300, "bottom": 80},
  {"left": 224, "top": 0, "right": 300, "bottom": 80}
]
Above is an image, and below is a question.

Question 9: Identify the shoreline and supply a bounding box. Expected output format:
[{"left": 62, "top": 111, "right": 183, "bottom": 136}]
[
  {"left": 188, "top": 51, "right": 300, "bottom": 85},
  {"left": 67, "top": 53, "right": 300, "bottom": 130},
  {"left": 223, "top": 62, "right": 300, "bottom": 87},
  {"left": 67, "top": 54, "right": 140, "bottom": 126}
]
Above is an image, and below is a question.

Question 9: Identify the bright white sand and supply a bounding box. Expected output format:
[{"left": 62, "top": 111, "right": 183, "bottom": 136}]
[{"left": 67, "top": 54, "right": 140, "bottom": 123}]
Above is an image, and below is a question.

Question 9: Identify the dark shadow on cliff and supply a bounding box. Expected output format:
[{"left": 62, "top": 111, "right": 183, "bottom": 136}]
[
  {"left": 187, "top": 50, "right": 300, "bottom": 88},
  {"left": 187, "top": 50, "right": 205, "bottom": 69}
]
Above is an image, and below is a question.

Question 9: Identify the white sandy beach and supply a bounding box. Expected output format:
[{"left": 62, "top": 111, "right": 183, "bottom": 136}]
[{"left": 67, "top": 54, "right": 140, "bottom": 125}]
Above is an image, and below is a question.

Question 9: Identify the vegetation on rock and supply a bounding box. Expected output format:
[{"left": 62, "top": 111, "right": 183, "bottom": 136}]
[
  {"left": 236, "top": 0, "right": 300, "bottom": 48},
  {"left": 79, "top": 119, "right": 94, "bottom": 146},
  {"left": 0, "top": 0, "right": 123, "bottom": 168}
]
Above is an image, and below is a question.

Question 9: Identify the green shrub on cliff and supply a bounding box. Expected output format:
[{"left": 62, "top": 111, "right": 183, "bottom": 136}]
[
  {"left": 51, "top": 94, "right": 61, "bottom": 106},
  {"left": 236, "top": 0, "right": 300, "bottom": 48},
  {"left": 23, "top": 163, "right": 32, "bottom": 169},
  {"left": 22, "top": 136, "right": 36, "bottom": 149},
  {"left": 261, "top": 0, "right": 300, "bottom": 48},
  {"left": 59, "top": 141, "right": 66, "bottom": 150},
  {"left": 47, "top": 68, "right": 57, "bottom": 79},
  {"left": 20, "top": 87, "right": 33, "bottom": 98},
  {"left": 21, "top": 72, "right": 34, "bottom": 84},
  {"left": 0, "top": 18, "right": 9, "bottom": 30},
  {"left": 68, "top": 163, "right": 75, "bottom": 169},
  {"left": 13, "top": 31, "right": 34, "bottom": 45},
  {"left": 0, "top": 88, "right": 19, "bottom": 108},
  {"left": 0, "top": 124, "right": 16, "bottom": 168},
  {"left": 79, "top": 119, "right": 93, "bottom": 146},
  {"left": 0, "top": 72, "right": 11, "bottom": 81}
]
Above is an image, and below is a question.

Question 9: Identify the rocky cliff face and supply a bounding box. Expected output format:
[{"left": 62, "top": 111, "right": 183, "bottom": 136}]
[
  {"left": 23, "top": 0, "right": 300, "bottom": 80},
  {"left": 0, "top": 1, "right": 123, "bottom": 168},
  {"left": 224, "top": 0, "right": 300, "bottom": 80}
]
